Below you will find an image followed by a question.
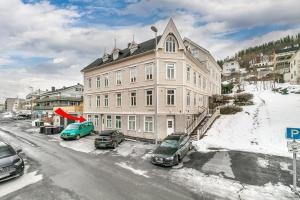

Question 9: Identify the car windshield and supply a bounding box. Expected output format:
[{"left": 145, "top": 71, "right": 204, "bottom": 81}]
[
  {"left": 160, "top": 139, "right": 179, "bottom": 148},
  {"left": 0, "top": 145, "right": 16, "bottom": 159},
  {"left": 65, "top": 124, "right": 79, "bottom": 130}
]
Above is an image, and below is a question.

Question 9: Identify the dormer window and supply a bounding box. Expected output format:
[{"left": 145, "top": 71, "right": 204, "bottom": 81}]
[
  {"left": 129, "top": 42, "right": 138, "bottom": 54},
  {"left": 102, "top": 53, "right": 109, "bottom": 62},
  {"left": 112, "top": 49, "right": 119, "bottom": 60},
  {"left": 165, "top": 35, "right": 176, "bottom": 53}
]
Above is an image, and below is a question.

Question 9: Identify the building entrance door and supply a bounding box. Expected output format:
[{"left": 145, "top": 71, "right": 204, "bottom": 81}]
[{"left": 166, "top": 116, "right": 175, "bottom": 135}]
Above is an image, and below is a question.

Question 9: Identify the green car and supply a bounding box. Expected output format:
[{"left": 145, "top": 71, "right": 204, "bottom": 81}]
[{"left": 60, "top": 121, "right": 94, "bottom": 140}]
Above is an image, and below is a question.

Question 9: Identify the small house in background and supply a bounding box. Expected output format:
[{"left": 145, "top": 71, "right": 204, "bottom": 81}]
[
  {"left": 222, "top": 61, "right": 240, "bottom": 76},
  {"left": 290, "top": 50, "right": 300, "bottom": 85}
]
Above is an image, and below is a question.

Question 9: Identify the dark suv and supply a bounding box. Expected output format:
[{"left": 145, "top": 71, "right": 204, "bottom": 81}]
[
  {"left": 151, "top": 133, "right": 192, "bottom": 166},
  {"left": 0, "top": 141, "right": 24, "bottom": 182},
  {"left": 95, "top": 130, "right": 125, "bottom": 149}
]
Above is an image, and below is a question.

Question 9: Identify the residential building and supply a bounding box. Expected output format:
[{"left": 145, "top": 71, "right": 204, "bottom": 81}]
[
  {"left": 33, "top": 84, "right": 83, "bottom": 123},
  {"left": 81, "top": 19, "right": 221, "bottom": 141},
  {"left": 290, "top": 50, "right": 300, "bottom": 84},
  {"left": 222, "top": 61, "right": 240, "bottom": 76},
  {"left": 4, "top": 98, "right": 25, "bottom": 112},
  {"left": 274, "top": 46, "right": 298, "bottom": 82},
  {"left": 0, "top": 104, "right": 4, "bottom": 113}
]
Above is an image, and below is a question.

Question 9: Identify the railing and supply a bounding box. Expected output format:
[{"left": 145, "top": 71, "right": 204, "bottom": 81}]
[
  {"left": 186, "top": 108, "right": 208, "bottom": 135},
  {"left": 196, "top": 108, "right": 220, "bottom": 140}
]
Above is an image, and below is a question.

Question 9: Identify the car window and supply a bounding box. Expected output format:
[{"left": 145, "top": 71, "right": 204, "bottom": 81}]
[
  {"left": 0, "top": 145, "right": 16, "bottom": 159},
  {"left": 65, "top": 124, "right": 79, "bottom": 130},
  {"left": 160, "top": 140, "right": 179, "bottom": 148}
]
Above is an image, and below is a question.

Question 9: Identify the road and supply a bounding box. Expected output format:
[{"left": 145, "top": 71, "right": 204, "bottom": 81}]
[{"left": 0, "top": 119, "right": 201, "bottom": 200}]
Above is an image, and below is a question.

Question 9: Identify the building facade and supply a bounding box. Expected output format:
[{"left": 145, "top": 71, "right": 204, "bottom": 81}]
[
  {"left": 290, "top": 50, "right": 300, "bottom": 84},
  {"left": 81, "top": 19, "right": 221, "bottom": 141},
  {"left": 222, "top": 61, "right": 240, "bottom": 76}
]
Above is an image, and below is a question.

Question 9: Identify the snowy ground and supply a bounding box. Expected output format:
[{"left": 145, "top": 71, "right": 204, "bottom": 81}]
[{"left": 194, "top": 82, "right": 300, "bottom": 158}]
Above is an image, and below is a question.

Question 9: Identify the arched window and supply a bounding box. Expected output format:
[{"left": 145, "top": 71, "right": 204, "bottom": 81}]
[{"left": 165, "top": 35, "right": 176, "bottom": 53}]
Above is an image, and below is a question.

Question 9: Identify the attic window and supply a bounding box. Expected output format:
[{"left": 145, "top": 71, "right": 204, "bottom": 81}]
[
  {"left": 103, "top": 53, "right": 109, "bottom": 62},
  {"left": 129, "top": 42, "right": 138, "bottom": 54},
  {"left": 165, "top": 35, "right": 176, "bottom": 53},
  {"left": 112, "top": 49, "right": 119, "bottom": 60}
]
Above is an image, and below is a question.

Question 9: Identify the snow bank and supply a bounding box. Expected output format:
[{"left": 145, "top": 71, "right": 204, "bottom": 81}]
[
  {"left": 194, "top": 82, "right": 300, "bottom": 157},
  {"left": 115, "top": 162, "right": 149, "bottom": 178}
]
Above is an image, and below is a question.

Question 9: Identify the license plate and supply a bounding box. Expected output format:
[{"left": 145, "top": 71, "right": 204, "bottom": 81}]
[{"left": 0, "top": 173, "right": 10, "bottom": 179}]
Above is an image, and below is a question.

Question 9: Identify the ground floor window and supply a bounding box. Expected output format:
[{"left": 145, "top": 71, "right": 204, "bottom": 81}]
[
  {"left": 94, "top": 115, "right": 99, "bottom": 127},
  {"left": 106, "top": 115, "right": 112, "bottom": 128},
  {"left": 144, "top": 116, "right": 154, "bottom": 132},
  {"left": 128, "top": 115, "right": 136, "bottom": 130},
  {"left": 115, "top": 116, "right": 121, "bottom": 129},
  {"left": 87, "top": 115, "right": 92, "bottom": 122}
]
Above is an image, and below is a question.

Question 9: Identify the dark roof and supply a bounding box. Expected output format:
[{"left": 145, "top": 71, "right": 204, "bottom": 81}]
[
  {"left": 81, "top": 36, "right": 162, "bottom": 72},
  {"left": 275, "top": 46, "right": 299, "bottom": 54},
  {"left": 42, "top": 84, "right": 83, "bottom": 96}
]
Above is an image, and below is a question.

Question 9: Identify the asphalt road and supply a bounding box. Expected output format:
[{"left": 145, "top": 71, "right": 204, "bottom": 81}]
[{"left": 0, "top": 119, "right": 201, "bottom": 200}]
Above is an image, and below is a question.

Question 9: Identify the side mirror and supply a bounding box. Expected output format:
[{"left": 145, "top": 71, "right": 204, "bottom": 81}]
[{"left": 16, "top": 149, "right": 22, "bottom": 154}]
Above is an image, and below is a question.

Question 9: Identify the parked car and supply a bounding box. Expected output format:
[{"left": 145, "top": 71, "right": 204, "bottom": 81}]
[
  {"left": 95, "top": 130, "right": 125, "bottom": 149},
  {"left": 0, "top": 141, "right": 24, "bottom": 182},
  {"left": 60, "top": 121, "right": 94, "bottom": 140},
  {"left": 151, "top": 133, "right": 192, "bottom": 166}
]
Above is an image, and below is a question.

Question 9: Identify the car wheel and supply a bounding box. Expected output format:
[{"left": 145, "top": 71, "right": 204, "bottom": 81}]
[
  {"left": 76, "top": 135, "right": 80, "bottom": 140},
  {"left": 173, "top": 155, "right": 179, "bottom": 165}
]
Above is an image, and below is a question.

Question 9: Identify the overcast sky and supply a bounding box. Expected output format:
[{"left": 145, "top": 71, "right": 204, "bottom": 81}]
[{"left": 1, "top": 0, "right": 300, "bottom": 101}]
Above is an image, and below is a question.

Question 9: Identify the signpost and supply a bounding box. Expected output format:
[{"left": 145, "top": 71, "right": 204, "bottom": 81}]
[{"left": 286, "top": 128, "right": 300, "bottom": 193}]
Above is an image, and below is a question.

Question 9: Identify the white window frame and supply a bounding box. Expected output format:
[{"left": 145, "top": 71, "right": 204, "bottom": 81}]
[
  {"left": 186, "top": 90, "right": 191, "bottom": 106},
  {"left": 88, "top": 78, "right": 92, "bottom": 88},
  {"left": 104, "top": 74, "right": 109, "bottom": 87},
  {"left": 128, "top": 115, "right": 136, "bottom": 131},
  {"left": 96, "top": 95, "right": 100, "bottom": 107},
  {"left": 198, "top": 75, "right": 201, "bottom": 88},
  {"left": 94, "top": 115, "right": 99, "bottom": 127},
  {"left": 166, "top": 63, "right": 176, "bottom": 80},
  {"left": 130, "top": 91, "right": 137, "bottom": 106},
  {"left": 166, "top": 89, "right": 175, "bottom": 105},
  {"left": 145, "top": 63, "right": 153, "bottom": 80},
  {"left": 106, "top": 115, "right": 112, "bottom": 128},
  {"left": 96, "top": 76, "right": 101, "bottom": 88},
  {"left": 115, "top": 115, "right": 121, "bottom": 129},
  {"left": 116, "top": 70, "right": 122, "bottom": 85},
  {"left": 186, "top": 66, "right": 190, "bottom": 82},
  {"left": 144, "top": 116, "right": 154, "bottom": 132},
  {"left": 145, "top": 89, "right": 153, "bottom": 106},
  {"left": 130, "top": 67, "right": 137, "bottom": 83},
  {"left": 165, "top": 35, "right": 176, "bottom": 53},
  {"left": 104, "top": 94, "right": 108, "bottom": 107},
  {"left": 116, "top": 93, "right": 122, "bottom": 107},
  {"left": 193, "top": 71, "right": 197, "bottom": 85}
]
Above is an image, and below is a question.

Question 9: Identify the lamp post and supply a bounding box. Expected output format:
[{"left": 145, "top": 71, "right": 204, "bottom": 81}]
[{"left": 151, "top": 25, "right": 158, "bottom": 145}]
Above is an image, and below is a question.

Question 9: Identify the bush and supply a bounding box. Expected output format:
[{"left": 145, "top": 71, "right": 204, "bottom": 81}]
[
  {"left": 222, "top": 83, "right": 234, "bottom": 94},
  {"left": 220, "top": 105, "right": 243, "bottom": 115},
  {"left": 209, "top": 94, "right": 234, "bottom": 109},
  {"left": 234, "top": 93, "right": 253, "bottom": 103}
]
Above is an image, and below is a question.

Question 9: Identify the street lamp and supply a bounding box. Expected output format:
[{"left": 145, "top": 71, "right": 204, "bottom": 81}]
[{"left": 151, "top": 25, "right": 158, "bottom": 145}]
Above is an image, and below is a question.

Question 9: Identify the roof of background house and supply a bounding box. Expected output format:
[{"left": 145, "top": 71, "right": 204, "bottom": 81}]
[
  {"left": 81, "top": 36, "right": 162, "bottom": 72},
  {"left": 41, "top": 84, "right": 83, "bottom": 96},
  {"left": 275, "top": 46, "right": 299, "bottom": 54}
]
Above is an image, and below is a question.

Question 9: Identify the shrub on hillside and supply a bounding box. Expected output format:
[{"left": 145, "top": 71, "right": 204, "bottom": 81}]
[
  {"left": 220, "top": 105, "right": 243, "bottom": 115},
  {"left": 234, "top": 93, "right": 253, "bottom": 103},
  {"left": 209, "top": 94, "right": 234, "bottom": 109}
]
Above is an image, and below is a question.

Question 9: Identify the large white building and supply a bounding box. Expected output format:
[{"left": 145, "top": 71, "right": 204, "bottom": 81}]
[
  {"left": 290, "top": 50, "right": 300, "bottom": 84},
  {"left": 81, "top": 19, "right": 221, "bottom": 141},
  {"left": 222, "top": 61, "right": 240, "bottom": 76}
]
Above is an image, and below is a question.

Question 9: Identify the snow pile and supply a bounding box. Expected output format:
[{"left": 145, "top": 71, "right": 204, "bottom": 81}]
[
  {"left": 1, "top": 112, "right": 13, "bottom": 119},
  {"left": 257, "top": 157, "right": 269, "bottom": 168},
  {"left": 171, "top": 167, "right": 298, "bottom": 200},
  {"left": 115, "top": 162, "right": 149, "bottom": 178},
  {"left": 194, "top": 82, "right": 300, "bottom": 157},
  {"left": 115, "top": 141, "right": 154, "bottom": 158}
]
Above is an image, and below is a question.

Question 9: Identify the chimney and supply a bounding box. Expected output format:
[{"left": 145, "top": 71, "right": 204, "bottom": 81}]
[{"left": 51, "top": 86, "right": 55, "bottom": 92}]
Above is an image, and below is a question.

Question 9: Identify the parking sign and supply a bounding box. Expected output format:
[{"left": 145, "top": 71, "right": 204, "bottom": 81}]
[{"left": 286, "top": 128, "right": 300, "bottom": 140}]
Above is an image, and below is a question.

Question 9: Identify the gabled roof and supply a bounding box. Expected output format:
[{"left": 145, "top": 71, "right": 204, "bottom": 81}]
[{"left": 81, "top": 36, "right": 162, "bottom": 72}]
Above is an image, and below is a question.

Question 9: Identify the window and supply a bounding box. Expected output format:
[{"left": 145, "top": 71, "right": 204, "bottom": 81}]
[
  {"left": 130, "top": 67, "right": 137, "bottom": 83},
  {"left": 166, "top": 63, "right": 175, "bottom": 80},
  {"left": 145, "top": 63, "right": 153, "bottom": 80},
  {"left": 88, "top": 78, "right": 92, "bottom": 88},
  {"left": 203, "top": 78, "right": 206, "bottom": 90},
  {"left": 198, "top": 75, "right": 201, "bottom": 88},
  {"left": 186, "top": 67, "right": 190, "bottom": 81},
  {"left": 96, "top": 76, "right": 101, "bottom": 88},
  {"left": 96, "top": 95, "right": 100, "bottom": 107},
  {"left": 194, "top": 94, "right": 197, "bottom": 106},
  {"left": 146, "top": 90, "right": 153, "bottom": 106},
  {"left": 165, "top": 35, "right": 176, "bottom": 53},
  {"left": 104, "top": 94, "right": 108, "bottom": 107},
  {"left": 130, "top": 92, "right": 136, "bottom": 106},
  {"left": 94, "top": 115, "right": 99, "bottom": 127},
  {"left": 128, "top": 115, "right": 136, "bottom": 130},
  {"left": 115, "top": 116, "right": 121, "bottom": 129},
  {"left": 167, "top": 89, "right": 175, "bottom": 105},
  {"left": 186, "top": 90, "right": 190, "bottom": 106},
  {"left": 194, "top": 72, "right": 197, "bottom": 85},
  {"left": 106, "top": 115, "right": 112, "bottom": 128},
  {"left": 104, "top": 74, "right": 109, "bottom": 87},
  {"left": 116, "top": 93, "right": 122, "bottom": 107},
  {"left": 87, "top": 115, "right": 92, "bottom": 122},
  {"left": 144, "top": 116, "right": 154, "bottom": 132},
  {"left": 116, "top": 70, "right": 122, "bottom": 85}
]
